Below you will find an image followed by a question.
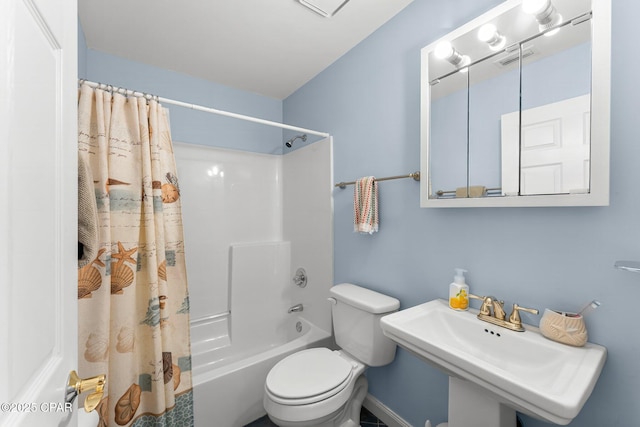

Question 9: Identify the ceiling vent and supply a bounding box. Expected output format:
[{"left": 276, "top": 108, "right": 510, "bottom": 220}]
[
  {"left": 297, "top": 0, "right": 351, "bottom": 17},
  {"left": 495, "top": 47, "right": 536, "bottom": 67}
]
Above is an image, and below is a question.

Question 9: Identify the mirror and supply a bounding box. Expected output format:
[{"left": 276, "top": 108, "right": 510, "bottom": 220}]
[{"left": 420, "top": 0, "right": 611, "bottom": 207}]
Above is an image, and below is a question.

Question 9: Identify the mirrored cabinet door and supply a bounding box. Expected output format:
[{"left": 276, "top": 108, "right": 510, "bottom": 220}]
[
  {"left": 468, "top": 51, "right": 519, "bottom": 198},
  {"left": 517, "top": 20, "right": 592, "bottom": 196},
  {"left": 429, "top": 70, "right": 469, "bottom": 198}
]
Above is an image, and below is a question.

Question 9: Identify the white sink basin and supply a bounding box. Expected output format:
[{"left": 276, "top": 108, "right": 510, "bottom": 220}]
[{"left": 380, "top": 299, "right": 607, "bottom": 426}]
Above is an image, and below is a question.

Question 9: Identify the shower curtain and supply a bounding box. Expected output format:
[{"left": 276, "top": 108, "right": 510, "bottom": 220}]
[{"left": 77, "top": 84, "right": 193, "bottom": 426}]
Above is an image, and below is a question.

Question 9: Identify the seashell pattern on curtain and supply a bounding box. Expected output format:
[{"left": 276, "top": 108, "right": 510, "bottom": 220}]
[{"left": 77, "top": 84, "right": 193, "bottom": 427}]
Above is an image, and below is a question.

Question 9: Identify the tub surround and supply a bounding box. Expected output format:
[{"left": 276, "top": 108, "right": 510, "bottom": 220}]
[
  {"left": 174, "top": 140, "right": 333, "bottom": 426},
  {"left": 190, "top": 241, "right": 293, "bottom": 377}
]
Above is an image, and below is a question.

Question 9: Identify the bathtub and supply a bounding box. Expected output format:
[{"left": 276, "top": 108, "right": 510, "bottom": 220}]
[{"left": 192, "top": 315, "right": 332, "bottom": 427}]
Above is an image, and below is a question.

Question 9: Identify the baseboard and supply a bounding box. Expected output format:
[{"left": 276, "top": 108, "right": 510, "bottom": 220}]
[{"left": 363, "top": 393, "right": 412, "bottom": 427}]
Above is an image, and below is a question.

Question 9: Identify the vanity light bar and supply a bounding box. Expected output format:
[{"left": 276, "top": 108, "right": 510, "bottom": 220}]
[{"left": 429, "top": 11, "right": 591, "bottom": 85}]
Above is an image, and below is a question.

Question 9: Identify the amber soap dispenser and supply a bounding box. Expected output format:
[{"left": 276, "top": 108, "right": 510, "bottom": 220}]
[{"left": 449, "top": 268, "right": 469, "bottom": 310}]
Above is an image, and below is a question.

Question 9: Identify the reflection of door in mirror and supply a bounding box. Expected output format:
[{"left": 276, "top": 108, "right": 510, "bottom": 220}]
[
  {"left": 502, "top": 22, "right": 591, "bottom": 196},
  {"left": 502, "top": 94, "right": 590, "bottom": 195}
]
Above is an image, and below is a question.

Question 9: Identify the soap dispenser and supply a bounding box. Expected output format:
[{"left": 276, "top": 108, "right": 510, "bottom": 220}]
[{"left": 449, "top": 268, "right": 469, "bottom": 310}]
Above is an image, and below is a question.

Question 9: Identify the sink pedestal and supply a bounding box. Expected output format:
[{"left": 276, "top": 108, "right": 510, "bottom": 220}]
[{"left": 443, "top": 377, "right": 516, "bottom": 427}]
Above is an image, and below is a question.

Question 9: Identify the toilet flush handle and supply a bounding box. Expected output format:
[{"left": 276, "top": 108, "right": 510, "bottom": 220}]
[{"left": 327, "top": 297, "right": 337, "bottom": 305}]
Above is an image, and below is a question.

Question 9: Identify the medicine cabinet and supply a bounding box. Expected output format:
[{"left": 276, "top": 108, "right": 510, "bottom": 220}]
[{"left": 420, "top": 0, "right": 611, "bottom": 207}]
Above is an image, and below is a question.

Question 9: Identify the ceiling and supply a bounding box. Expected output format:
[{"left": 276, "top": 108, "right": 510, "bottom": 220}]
[{"left": 78, "top": 0, "right": 414, "bottom": 100}]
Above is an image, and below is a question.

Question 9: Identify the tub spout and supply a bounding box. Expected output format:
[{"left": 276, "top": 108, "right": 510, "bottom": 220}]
[{"left": 288, "top": 304, "right": 303, "bottom": 313}]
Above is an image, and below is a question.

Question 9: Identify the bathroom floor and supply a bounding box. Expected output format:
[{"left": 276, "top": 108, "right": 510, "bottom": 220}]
[{"left": 244, "top": 407, "right": 388, "bottom": 427}]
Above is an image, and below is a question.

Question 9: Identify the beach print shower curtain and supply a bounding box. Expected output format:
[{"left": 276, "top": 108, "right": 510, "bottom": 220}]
[{"left": 77, "top": 84, "right": 193, "bottom": 426}]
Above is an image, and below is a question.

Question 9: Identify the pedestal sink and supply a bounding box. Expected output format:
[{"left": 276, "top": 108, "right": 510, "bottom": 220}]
[{"left": 380, "top": 299, "right": 607, "bottom": 427}]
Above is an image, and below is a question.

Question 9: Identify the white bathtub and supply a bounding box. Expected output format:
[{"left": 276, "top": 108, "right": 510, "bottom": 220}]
[{"left": 192, "top": 316, "right": 332, "bottom": 427}]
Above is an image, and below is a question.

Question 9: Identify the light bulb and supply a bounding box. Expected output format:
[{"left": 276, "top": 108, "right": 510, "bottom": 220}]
[
  {"left": 434, "top": 41, "right": 454, "bottom": 59},
  {"left": 434, "top": 40, "right": 469, "bottom": 70},
  {"left": 522, "top": 0, "right": 548, "bottom": 15},
  {"left": 522, "top": 0, "right": 562, "bottom": 36},
  {"left": 477, "top": 23, "right": 506, "bottom": 51},
  {"left": 542, "top": 13, "right": 562, "bottom": 36}
]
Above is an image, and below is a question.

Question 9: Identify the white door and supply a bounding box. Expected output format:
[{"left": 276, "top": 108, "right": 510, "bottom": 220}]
[
  {"left": 0, "top": 0, "right": 81, "bottom": 426},
  {"left": 501, "top": 94, "right": 591, "bottom": 196}
]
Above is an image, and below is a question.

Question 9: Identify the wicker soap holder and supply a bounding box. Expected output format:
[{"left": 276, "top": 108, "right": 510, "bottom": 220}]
[{"left": 539, "top": 309, "right": 588, "bottom": 347}]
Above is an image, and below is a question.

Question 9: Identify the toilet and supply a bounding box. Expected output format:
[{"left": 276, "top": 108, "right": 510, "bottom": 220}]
[{"left": 263, "top": 283, "right": 400, "bottom": 427}]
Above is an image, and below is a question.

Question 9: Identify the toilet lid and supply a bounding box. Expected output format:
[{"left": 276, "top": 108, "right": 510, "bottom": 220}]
[{"left": 266, "top": 348, "right": 353, "bottom": 401}]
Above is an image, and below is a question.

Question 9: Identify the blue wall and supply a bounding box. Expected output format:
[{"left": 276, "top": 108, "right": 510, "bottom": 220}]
[
  {"left": 78, "top": 29, "right": 284, "bottom": 154},
  {"left": 284, "top": 0, "right": 640, "bottom": 426}
]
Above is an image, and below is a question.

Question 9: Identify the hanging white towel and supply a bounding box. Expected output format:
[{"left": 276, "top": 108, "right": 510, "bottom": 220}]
[{"left": 354, "top": 176, "right": 379, "bottom": 234}]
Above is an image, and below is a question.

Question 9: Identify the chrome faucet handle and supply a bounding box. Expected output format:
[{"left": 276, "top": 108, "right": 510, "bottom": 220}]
[
  {"left": 508, "top": 303, "right": 539, "bottom": 328},
  {"left": 292, "top": 268, "right": 307, "bottom": 288},
  {"left": 469, "top": 294, "right": 491, "bottom": 316},
  {"left": 288, "top": 303, "right": 304, "bottom": 313}
]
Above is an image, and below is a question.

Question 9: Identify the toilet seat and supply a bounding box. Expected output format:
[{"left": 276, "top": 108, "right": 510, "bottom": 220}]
[{"left": 265, "top": 348, "right": 354, "bottom": 405}]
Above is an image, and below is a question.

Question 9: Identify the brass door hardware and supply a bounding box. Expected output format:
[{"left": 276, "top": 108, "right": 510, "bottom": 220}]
[{"left": 65, "top": 370, "right": 106, "bottom": 412}]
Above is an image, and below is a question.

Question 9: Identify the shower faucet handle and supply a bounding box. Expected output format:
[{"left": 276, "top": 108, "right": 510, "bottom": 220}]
[{"left": 292, "top": 268, "right": 307, "bottom": 288}]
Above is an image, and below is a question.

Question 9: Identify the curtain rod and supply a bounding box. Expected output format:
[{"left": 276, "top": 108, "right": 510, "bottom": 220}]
[
  {"left": 79, "top": 80, "right": 331, "bottom": 138},
  {"left": 335, "top": 172, "right": 420, "bottom": 189}
]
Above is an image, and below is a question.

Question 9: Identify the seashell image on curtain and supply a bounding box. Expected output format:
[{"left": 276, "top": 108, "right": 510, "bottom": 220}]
[{"left": 77, "top": 83, "right": 194, "bottom": 427}]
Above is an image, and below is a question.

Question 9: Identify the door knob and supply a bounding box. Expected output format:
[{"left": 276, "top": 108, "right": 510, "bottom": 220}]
[{"left": 66, "top": 370, "right": 106, "bottom": 412}]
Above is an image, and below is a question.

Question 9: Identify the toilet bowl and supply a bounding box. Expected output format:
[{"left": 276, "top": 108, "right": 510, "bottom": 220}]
[
  {"left": 264, "top": 348, "right": 367, "bottom": 427},
  {"left": 263, "top": 284, "right": 399, "bottom": 427}
]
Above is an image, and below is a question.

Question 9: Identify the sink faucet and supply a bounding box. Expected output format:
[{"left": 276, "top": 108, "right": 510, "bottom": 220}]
[{"left": 469, "top": 294, "right": 538, "bottom": 332}]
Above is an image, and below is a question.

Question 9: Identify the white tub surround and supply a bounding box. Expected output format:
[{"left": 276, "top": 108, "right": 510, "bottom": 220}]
[{"left": 174, "top": 138, "right": 333, "bottom": 426}]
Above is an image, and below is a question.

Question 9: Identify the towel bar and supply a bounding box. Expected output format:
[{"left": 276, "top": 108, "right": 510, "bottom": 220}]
[{"left": 335, "top": 171, "right": 420, "bottom": 189}]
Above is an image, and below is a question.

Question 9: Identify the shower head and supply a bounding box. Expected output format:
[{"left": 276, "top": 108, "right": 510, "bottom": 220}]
[{"left": 285, "top": 134, "right": 307, "bottom": 148}]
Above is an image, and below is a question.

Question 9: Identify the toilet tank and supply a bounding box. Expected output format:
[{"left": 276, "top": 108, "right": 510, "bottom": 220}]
[{"left": 329, "top": 283, "right": 400, "bottom": 367}]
